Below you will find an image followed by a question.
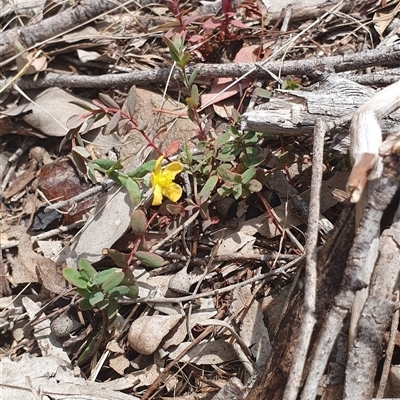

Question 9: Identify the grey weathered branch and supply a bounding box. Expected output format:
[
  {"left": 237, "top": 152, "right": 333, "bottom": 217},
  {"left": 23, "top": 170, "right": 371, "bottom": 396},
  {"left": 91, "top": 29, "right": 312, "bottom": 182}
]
[
  {"left": 1, "top": 44, "right": 400, "bottom": 90},
  {"left": 301, "top": 149, "right": 400, "bottom": 400},
  {"left": 344, "top": 215, "right": 400, "bottom": 399}
]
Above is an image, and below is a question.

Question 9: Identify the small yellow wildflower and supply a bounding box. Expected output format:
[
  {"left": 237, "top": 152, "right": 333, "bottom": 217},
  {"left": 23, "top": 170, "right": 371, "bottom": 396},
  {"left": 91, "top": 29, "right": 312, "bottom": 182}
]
[{"left": 151, "top": 156, "right": 183, "bottom": 206}]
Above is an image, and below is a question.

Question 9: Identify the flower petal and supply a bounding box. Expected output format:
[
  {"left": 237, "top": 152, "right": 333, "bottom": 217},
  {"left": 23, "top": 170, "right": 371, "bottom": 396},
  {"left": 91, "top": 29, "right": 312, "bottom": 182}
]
[
  {"left": 163, "top": 161, "right": 183, "bottom": 180},
  {"left": 154, "top": 156, "right": 164, "bottom": 175},
  {"left": 162, "top": 182, "right": 182, "bottom": 203},
  {"left": 152, "top": 184, "right": 163, "bottom": 206}
]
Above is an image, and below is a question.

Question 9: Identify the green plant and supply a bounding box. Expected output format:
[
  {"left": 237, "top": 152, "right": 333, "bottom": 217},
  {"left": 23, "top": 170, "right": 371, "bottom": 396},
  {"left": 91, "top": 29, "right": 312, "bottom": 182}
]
[
  {"left": 63, "top": 210, "right": 165, "bottom": 320},
  {"left": 216, "top": 165, "right": 262, "bottom": 200},
  {"left": 63, "top": 259, "right": 137, "bottom": 320},
  {"left": 61, "top": 88, "right": 182, "bottom": 207}
]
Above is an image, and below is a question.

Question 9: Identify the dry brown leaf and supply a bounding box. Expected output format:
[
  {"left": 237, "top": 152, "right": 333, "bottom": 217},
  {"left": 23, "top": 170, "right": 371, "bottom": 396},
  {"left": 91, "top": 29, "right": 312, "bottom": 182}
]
[
  {"left": 16, "top": 233, "right": 65, "bottom": 290},
  {"left": 109, "top": 354, "right": 130, "bottom": 375},
  {"left": 373, "top": 1, "right": 400, "bottom": 37},
  {"left": 169, "top": 339, "right": 237, "bottom": 364},
  {"left": 3, "top": 88, "right": 109, "bottom": 137},
  {"left": 231, "top": 286, "right": 271, "bottom": 367},
  {"left": 128, "top": 314, "right": 183, "bottom": 355},
  {"left": 2, "top": 160, "right": 37, "bottom": 199}
]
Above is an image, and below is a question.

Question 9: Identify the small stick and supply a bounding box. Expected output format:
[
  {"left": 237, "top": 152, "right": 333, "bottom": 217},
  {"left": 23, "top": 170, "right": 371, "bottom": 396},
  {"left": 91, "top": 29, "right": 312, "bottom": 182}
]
[
  {"left": 120, "top": 255, "right": 305, "bottom": 305},
  {"left": 150, "top": 210, "right": 200, "bottom": 251},
  {"left": 284, "top": 118, "right": 326, "bottom": 400}
]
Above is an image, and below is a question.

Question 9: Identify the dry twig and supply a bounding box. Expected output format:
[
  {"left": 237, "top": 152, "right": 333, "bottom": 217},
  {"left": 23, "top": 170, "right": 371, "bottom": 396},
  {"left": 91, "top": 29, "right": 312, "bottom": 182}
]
[{"left": 283, "top": 118, "right": 326, "bottom": 400}]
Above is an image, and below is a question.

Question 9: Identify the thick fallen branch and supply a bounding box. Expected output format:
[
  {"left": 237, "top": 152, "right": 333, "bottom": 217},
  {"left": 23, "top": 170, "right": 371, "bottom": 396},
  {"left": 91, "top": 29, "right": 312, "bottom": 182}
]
[
  {"left": 301, "top": 147, "right": 400, "bottom": 400},
  {"left": 344, "top": 218, "right": 400, "bottom": 398},
  {"left": 1, "top": 44, "right": 400, "bottom": 90},
  {"left": 244, "top": 202, "right": 356, "bottom": 400},
  {"left": 0, "top": 0, "right": 129, "bottom": 62}
]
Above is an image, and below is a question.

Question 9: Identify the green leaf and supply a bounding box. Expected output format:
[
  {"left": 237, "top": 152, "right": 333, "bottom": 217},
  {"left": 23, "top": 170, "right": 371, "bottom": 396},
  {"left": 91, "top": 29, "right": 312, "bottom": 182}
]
[
  {"left": 241, "top": 167, "right": 256, "bottom": 184},
  {"left": 98, "top": 93, "right": 120, "bottom": 109},
  {"left": 71, "top": 148, "right": 88, "bottom": 175},
  {"left": 216, "top": 165, "right": 237, "bottom": 183},
  {"left": 79, "top": 298, "right": 93, "bottom": 311},
  {"left": 254, "top": 87, "right": 272, "bottom": 99},
  {"left": 188, "top": 68, "right": 198, "bottom": 88},
  {"left": 92, "top": 158, "right": 122, "bottom": 173},
  {"left": 107, "top": 298, "right": 119, "bottom": 319},
  {"left": 243, "top": 130, "right": 262, "bottom": 144},
  {"left": 81, "top": 114, "right": 98, "bottom": 135},
  {"left": 101, "top": 271, "right": 124, "bottom": 293},
  {"left": 87, "top": 162, "right": 97, "bottom": 184},
  {"left": 63, "top": 268, "right": 88, "bottom": 289},
  {"left": 217, "top": 184, "right": 232, "bottom": 197},
  {"left": 126, "top": 178, "right": 141, "bottom": 207},
  {"left": 107, "top": 285, "right": 130, "bottom": 298},
  {"left": 77, "top": 287, "right": 92, "bottom": 298},
  {"left": 247, "top": 179, "right": 263, "bottom": 193},
  {"left": 69, "top": 101, "right": 95, "bottom": 112},
  {"left": 232, "top": 184, "right": 242, "bottom": 199},
  {"left": 108, "top": 171, "right": 128, "bottom": 186},
  {"left": 277, "top": 150, "right": 294, "bottom": 165},
  {"left": 186, "top": 97, "right": 197, "bottom": 109},
  {"left": 73, "top": 145, "right": 90, "bottom": 159},
  {"left": 92, "top": 268, "right": 118, "bottom": 286},
  {"left": 178, "top": 53, "right": 190, "bottom": 69},
  {"left": 128, "top": 160, "right": 156, "bottom": 178},
  {"left": 89, "top": 291, "right": 104, "bottom": 306},
  {"left": 121, "top": 269, "right": 138, "bottom": 298},
  {"left": 96, "top": 299, "right": 109, "bottom": 310},
  {"left": 78, "top": 259, "right": 97, "bottom": 281},
  {"left": 241, "top": 153, "right": 264, "bottom": 168},
  {"left": 66, "top": 114, "right": 85, "bottom": 130},
  {"left": 103, "top": 111, "right": 121, "bottom": 135},
  {"left": 163, "top": 36, "right": 182, "bottom": 64},
  {"left": 198, "top": 175, "right": 218, "bottom": 201},
  {"left": 182, "top": 143, "right": 192, "bottom": 164},
  {"left": 214, "top": 131, "right": 231, "bottom": 150},
  {"left": 190, "top": 84, "right": 199, "bottom": 105},
  {"left": 226, "top": 124, "right": 240, "bottom": 137},
  {"left": 103, "top": 248, "right": 130, "bottom": 269},
  {"left": 130, "top": 209, "right": 148, "bottom": 235},
  {"left": 135, "top": 251, "right": 164, "bottom": 268},
  {"left": 125, "top": 86, "right": 136, "bottom": 117}
]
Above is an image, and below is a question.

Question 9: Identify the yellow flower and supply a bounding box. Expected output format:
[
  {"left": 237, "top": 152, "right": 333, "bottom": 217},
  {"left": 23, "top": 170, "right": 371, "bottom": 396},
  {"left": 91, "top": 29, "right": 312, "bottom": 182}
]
[{"left": 151, "top": 156, "right": 183, "bottom": 206}]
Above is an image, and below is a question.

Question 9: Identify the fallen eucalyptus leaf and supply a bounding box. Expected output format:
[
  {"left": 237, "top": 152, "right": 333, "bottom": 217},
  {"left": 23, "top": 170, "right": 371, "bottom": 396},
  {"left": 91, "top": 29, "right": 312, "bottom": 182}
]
[{"left": 128, "top": 314, "right": 182, "bottom": 355}]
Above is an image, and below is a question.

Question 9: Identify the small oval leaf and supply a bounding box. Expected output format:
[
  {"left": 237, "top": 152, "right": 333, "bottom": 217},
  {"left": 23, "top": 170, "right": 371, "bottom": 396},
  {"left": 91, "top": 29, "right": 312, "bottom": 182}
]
[
  {"left": 92, "top": 268, "right": 117, "bottom": 286},
  {"left": 126, "top": 178, "right": 141, "bottom": 207},
  {"left": 89, "top": 291, "right": 104, "bottom": 306},
  {"left": 102, "top": 271, "right": 124, "bottom": 293},
  {"left": 131, "top": 210, "right": 147, "bottom": 236},
  {"left": 63, "top": 268, "right": 88, "bottom": 289},
  {"left": 135, "top": 251, "right": 164, "bottom": 268},
  {"left": 98, "top": 93, "right": 120, "bottom": 109},
  {"left": 78, "top": 259, "right": 97, "bottom": 280}
]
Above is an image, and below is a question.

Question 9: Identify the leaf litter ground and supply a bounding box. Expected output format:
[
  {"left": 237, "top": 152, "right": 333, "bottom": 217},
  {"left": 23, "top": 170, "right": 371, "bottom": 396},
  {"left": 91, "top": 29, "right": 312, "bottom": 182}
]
[{"left": 1, "top": 1, "right": 400, "bottom": 399}]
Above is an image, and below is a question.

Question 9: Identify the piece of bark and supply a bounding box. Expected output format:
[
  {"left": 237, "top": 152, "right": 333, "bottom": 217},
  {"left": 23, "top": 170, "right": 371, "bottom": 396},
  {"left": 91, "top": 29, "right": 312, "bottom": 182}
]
[
  {"left": 347, "top": 80, "right": 400, "bottom": 203},
  {"left": 301, "top": 149, "right": 400, "bottom": 399},
  {"left": 344, "top": 215, "right": 400, "bottom": 399},
  {"left": 241, "top": 74, "right": 400, "bottom": 154},
  {"left": 244, "top": 203, "right": 356, "bottom": 400}
]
